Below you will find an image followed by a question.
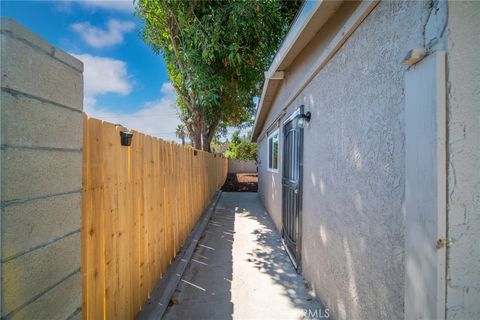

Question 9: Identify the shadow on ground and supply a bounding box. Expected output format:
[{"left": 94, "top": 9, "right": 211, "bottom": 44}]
[
  {"left": 163, "top": 197, "right": 235, "bottom": 319},
  {"left": 163, "top": 192, "right": 325, "bottom": 320}
]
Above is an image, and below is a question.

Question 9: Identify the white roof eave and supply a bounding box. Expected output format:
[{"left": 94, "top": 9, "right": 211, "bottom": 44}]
[{"left": 252, "top": 0, "right": 343, "bottom": 142}]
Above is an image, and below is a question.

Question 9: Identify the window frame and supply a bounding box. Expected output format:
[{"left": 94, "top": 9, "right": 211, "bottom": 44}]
[{"left": 267, "top": 128, "right": 280, "bottom": 173}]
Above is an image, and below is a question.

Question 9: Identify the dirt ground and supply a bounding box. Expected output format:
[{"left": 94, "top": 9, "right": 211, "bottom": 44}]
[{"left": 221, "top": 173, "right": 258, "bottom": 192}]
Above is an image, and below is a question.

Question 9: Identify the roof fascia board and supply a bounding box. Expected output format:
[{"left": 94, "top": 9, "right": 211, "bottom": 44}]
[
  {"left": 266, "top": 0, "right": 324, "bottom": 78},
  {"left": 280, "top": 0, "right": 379, "bottom": 112},
  {"left": 252, "top": 0, "right": 342, "bottom": 142},
  {"left": 252, "top": 0, "right": 379, "bottom": 142},
  {"left": 270, "top": 71, "right": 285, "bottom": 80}
]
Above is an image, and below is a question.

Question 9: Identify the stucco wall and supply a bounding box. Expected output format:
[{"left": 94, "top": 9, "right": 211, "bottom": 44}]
[
  {"left": 257, "top": 0, "right": 480, "bottom": 319},
  {"left": 257, "top": 1, "right": 369, "bottom": 234},
  {"left": 0, "top": 18, "right": 83, "bottom": 319},
  {"left": 445, "top": 2, "right": 480, "bottom": 318},
  {"left": 258, "top": 136, "right": 283, "bottom": 230},
  {"left": 257, "top": 1, "right": 430, "bottom": 319},
  {"left": 299, "top": 2, "right": 427, "bottom": 319}
]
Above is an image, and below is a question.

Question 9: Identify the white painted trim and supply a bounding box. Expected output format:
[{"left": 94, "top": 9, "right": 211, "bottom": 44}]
[
  {"left": 270, "top": 71, "right": 285, "bottom": 80},
  {"left": 267, "top": 128, "right": 280, "bottom": 173},
  {"left": 252, "top": 77, "right": 273, "bottom": 139},
  {"left": 252, "top": 1, "right": 379, "bottom": 141},
  {"left": 404, "top": 51, "right": 447, "bottom": 320},
  {"left": 252, "top": 0, "right": 341, "bottom": 141},
  {"left": 266, "top": 0, "right": 324, "bottom": 79},
  {"left": 283, "top": 108, "right": 301, "bottom": 125},
  {"left": 435, "top": 51, "right": 447, "bottom": 320},
  {"left": 258, "top": 110, "right": 287, "bottom": 142},
  {"left": 281, "top": 0, "right": 379, "bottom": 111}
]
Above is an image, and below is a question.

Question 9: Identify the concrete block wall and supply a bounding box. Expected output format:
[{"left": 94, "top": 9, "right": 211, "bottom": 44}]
[
  {"left": 0, "top": 18, "right": 83, "bottom": 319},
  {"left": 227, "top": 159, "right": 257, "bottom": 173}
]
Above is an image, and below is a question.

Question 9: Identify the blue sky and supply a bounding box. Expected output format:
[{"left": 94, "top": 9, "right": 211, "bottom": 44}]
[{"left": 1, "top": 0, "right": 183, "bottom": 141}]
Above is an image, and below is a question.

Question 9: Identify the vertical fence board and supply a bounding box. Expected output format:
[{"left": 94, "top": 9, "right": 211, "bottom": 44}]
[
  {"left": 82, "top": 117, "right": 227, "bottom": 320},
  {"left": 81, "top": 115, "right": 91, "bottom": 318}
]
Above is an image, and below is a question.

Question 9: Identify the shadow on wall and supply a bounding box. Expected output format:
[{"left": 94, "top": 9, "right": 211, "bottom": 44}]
[
  {"left": 300, "top": 35, "right": 406, "bottom": 317},
  {"left": 303, "top": 112, "right": 405, "bottom": 319}
]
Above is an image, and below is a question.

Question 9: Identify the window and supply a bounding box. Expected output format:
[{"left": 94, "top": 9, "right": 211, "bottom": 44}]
[{"left": 268, "top": 129, "right": 279, "bottom": 172}]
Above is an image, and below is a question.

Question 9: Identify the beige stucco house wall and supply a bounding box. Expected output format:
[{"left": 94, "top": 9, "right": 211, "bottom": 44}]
[{"left": 253, "top": 1, "right": 479, "bottom": 319}]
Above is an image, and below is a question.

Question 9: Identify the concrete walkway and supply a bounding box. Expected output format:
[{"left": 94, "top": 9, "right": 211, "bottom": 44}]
[{"left": 163, "top": 192, "right": 325, "bottom": 320}]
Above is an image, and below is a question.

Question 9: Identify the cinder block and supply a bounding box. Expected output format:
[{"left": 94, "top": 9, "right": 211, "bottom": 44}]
[
  {"left": 0, "top": 90, "right": 83, "bottom": 149},
  {"left": 1, "top": 148, "right": 82, "bottom": 202},
  {"left": 2, "top": 192, "right": 81, "bottom": 259},
  {"left": 67, "top": 310, "right": 83, "bottom": 320},
  {"left": 0, "top": 18, "right": 83, "bottom": 72},
  {"left": 0, "top": 18, "right": 53, "bottom": 55},
  {"left": 2, "top": 233, "right": 81, "bottom": 314},
  {"left": 0, "top": 33, "right": 83, "bottom": 110},
  {"left": 8, "top": 272, "right": 81, "bottom": 320},
  {"left": 53, "top": 47, "right": 83, "bottom": 72}
]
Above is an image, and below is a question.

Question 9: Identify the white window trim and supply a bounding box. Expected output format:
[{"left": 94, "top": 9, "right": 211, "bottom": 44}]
[
  {"left": 283, "top": 109, "right": 301, "bottom": 125},
  {"left": 267, "top": 128, "right": 280, "bottom": 173}
]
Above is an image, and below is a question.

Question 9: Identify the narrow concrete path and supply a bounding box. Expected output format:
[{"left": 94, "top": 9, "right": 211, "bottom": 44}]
[{"left": 163, "top": 192, "right": 325, "bottom": 320}]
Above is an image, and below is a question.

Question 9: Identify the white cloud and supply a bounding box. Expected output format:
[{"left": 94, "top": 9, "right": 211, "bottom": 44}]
[
  {"left": 54, "top": 1, "right": 134, "bottom": 14},
  {"left": 85, "top": 82, "right": 183, "bottom": 142},
  {"left": 160, "top": 82, "right": 175, "bottom": 96},
  {"left": 57, "top": 0, "right": 134, "bottom": 13},
  {"left": 73, "top": 53, "right": 133, "bottom": 107},
  {"left": 72, "top": 19, "right": 135, "bottom": 48},
  {"left": 74, "top": 54, "right": 181, "bottom": 141},
  {"left": 80, "top": 0, "right": 134, "bottom": 12}
]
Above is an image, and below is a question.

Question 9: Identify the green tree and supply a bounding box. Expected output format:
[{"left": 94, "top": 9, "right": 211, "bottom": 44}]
[
  {"left": 210, "top": 136, "right": 229, "bottom": 154},
  {"left": 175, "top": 124, "right": 186, "bottom": 145},
  {"left": 230, "top": 130, "right": 242, "bottom": 145},
  {"left": 136, "top": 0, "right": 301, "bottom": 151},
  {"left": 225, "top": 130, "right": 257, "bottom": 161}
]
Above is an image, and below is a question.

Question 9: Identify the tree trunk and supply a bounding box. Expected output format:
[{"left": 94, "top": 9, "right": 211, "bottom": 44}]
[
  {"left": 202, "top": 118, "right": 220, "bottom": 152},
  {"left": 192, "top": 117, "right": 203, "bottom": 150},
  {"left": 192, "top": 131, "right": 202, "bottom": 150},
  {"left": 167, "top": 14, "right": 203, "bottom": 150},
  {"left": 202, "top": 130, "right": 211, "bottom": 152}
]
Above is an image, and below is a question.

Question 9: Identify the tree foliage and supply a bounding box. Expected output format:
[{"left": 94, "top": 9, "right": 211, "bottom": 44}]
[
  {"left": 210, "top": 137, "right": 229, "bottom": 154},
  {"left": 225, "top": 130, "right": 257, "bottom": 161},
  {"left": 136, "top": 0, "right": 301, "bottom": 151}
]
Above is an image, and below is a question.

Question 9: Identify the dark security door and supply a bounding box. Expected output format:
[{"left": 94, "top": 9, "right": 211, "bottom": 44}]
[{"left": 282, "top": 111, "right": 303, "bottom": 269}]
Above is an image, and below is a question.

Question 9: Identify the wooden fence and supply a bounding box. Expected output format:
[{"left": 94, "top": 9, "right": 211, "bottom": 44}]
[{"left": 82, "top": 116, "right": 227, "bottom": 319}]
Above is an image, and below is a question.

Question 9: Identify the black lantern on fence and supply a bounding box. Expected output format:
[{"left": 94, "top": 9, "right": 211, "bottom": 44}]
[{"left": 120, "top": 131, "right": 133, "bottom": 146}]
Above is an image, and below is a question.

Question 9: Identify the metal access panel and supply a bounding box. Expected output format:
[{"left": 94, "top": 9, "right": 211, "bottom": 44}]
[{"left": 282, "top": 108, "right": 304, "bottom": 270}]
